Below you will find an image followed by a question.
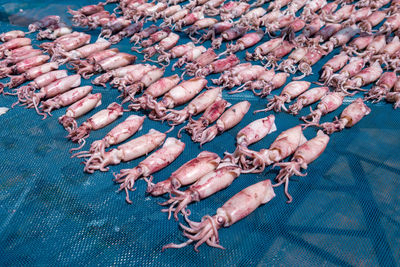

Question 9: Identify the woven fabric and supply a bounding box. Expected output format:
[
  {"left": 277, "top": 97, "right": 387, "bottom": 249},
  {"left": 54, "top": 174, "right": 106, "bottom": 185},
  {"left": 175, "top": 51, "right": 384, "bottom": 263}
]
[{"left": 0, "top": 0, "right": 399, "bottom": 265}]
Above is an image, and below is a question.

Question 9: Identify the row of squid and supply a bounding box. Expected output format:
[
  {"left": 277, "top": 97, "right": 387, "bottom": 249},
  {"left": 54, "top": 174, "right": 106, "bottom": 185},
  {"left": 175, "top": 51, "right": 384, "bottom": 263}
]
[
  {"left": 64, "top": 0, "right": 400, "bottom": 73},
  {"left": 0, "top": 0, "right": 398, "bottom": 252}
]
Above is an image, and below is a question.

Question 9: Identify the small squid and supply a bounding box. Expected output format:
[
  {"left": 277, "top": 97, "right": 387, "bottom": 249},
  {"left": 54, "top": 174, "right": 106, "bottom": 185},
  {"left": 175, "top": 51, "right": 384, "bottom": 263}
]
[
  {"left": 162, "top": 179, "right": 275, "bottom": 251},
  {"left": 194, "top": 101, "right": 250, "bottom": 146},
  {"left": 81, "top": 129, "right": 166, "bottom": 173},
  {"left": 255, "top": 81, "right": 311, "bottom": 113},
  {"left": 114, "top": 137, "right": 185, "bottom": 203},
  {"left": 147, "top": 151, "right": 220, "bottom": 196},
  {"left": 319, "top": 98, "right": 371, "bottom": 134},
  {"left": 272, "top": 130, "right": 330, "bottom": 203},
  {"left": 160, "top": 166, "right": 241, "bottom": 220}
]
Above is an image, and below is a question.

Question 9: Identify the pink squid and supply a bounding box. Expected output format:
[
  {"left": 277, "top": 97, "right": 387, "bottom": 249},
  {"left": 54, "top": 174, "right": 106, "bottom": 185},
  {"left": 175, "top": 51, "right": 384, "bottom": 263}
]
[
  {"left": 342, "top": 62, "right": 383, "bottom": 93},
  {"left": 320, "top": 52, "right": 349, "bottom": 83},
  {"left": 386, "top": 80, "right": 400, "bottom": 109},
  {"left": 172, "top": 45, "right": 206, "bottom": 72},
  {"left": 278, "top": 47, "right": 308, "bottom": 74},
  {"left": 178, "top": 99, "right": 229, "bottom": 139},
  {"left": 67, "top": 102, "right": 123, "bottom": 149},
  {"left": 288, "top": 87, "right": 329, "bottom": 115},
  {"left": 75, "top": 52, "right": 136, "bottom": 79},
  {"left": 365, "top": 72, "right": 397, "bottom": 102},
  {"left": 301, "top": 92, "right": 345, "bottom": 126},
  {"left": 147, "top": 151, "right": 220, "bottom": 197},
  {"left": 128, "top": 74, "right": 181, "bottom": 111},
  {"left": 142, "top": 32, "right": 180, "bottom": 61},
  {"left": 0, "top": 30, "right": 25, "bottom": 42},
  {"left": 72, "top": 115, "right": 145, "bottom": 158},
  {"left": 92, "top": 64, "right": 146, "bottom": 87},
  {"left": 194, "top": 101, "right": 251, "bottom": 146},
  {"left": 156, "top": 42, "right": 195, "bottom": 67},
  {"left": 0, "top": 37, "right": 31, "bottom": 58},
  {"left": 358, "top": 11, "right": 386, "bottom": 33},
  {"left": 120, "top": 67, "right": 165, "bottom": 99},
  {"left": 0, "top": 54, "right": 49, "bottom": 79},
  {"left": 54, "top": 38, "right": 111, "bottom": 64},
  {"left": 343, "top": 34, "right": 374, "bottom": 56},
  {"left": 148, "top": 77, "right": 207, "bottom": 119},
  {"left": 114, "top": 137, "right": 185, "bottom": 203},
  {"left": 249, "top": 72, "right": 288, "bottom": 98},
  {"left": 36, "top": 24, "right": 73, "bottom": 41},
  {"left": 67, "top": 48, "right": 119, "bottom": 74},
  {"left": 13, "top": 69, "right": 67, "bottom": 106},
  {"left": 23, "top": 74, "right": 81, "bottom": 114},
  {"left": 160, "top": 87, "right": 222, "bottom": 125},
  {"left": 328, "top": 57, "right": 365, "bottom": 89},
  {"left": 58, "top": 93, "right": 102, "bottom": 132},
  {"left": 255, "top": 81, "right": 311, "bottom": 113},
  {"left": 223, "top": 115, "right": 277, "bottom": 170},
  {"left": 160, "top": 166, "right": 241, "bottom": 220},
  {"left": 40, "top": 85, "right": 93, "bottom": 118},
  {"left": 378, "top": 13, "right": 400, "bottom": 35},
  {"left": 224, "top": 65, "right": 266, "bottom": 91},
  {"left": 224, "top": 30, "right": 264, "bottom": 55},
  {"left": 185, "top": 48, "right": 217, "bottom": 77},
  {"left": 81, "top": 129, "right": 166, "bottom": 173},
  {"left": 196, "top": 54, "right": 240, "bottom": 77},
  {"left": 185, "top": 18, "right": 218, "bottom": 38},
  {"left": 162, "top": 179, "right": 275, "bottom": 251},
  {"left": 242, "top": 125, "right": 307, "bottom": 173},
  {"left": 2, "top": 61, "right": 58, "bottom": 90},
  {"left": 273, "top": 130, "right": 330, "bottom": 203},
  {"left": 319, "top": 98, "right": 371, "bottom": 134},
  {"left": 246, "top": 37, "right": 283, "bottom": 61}
]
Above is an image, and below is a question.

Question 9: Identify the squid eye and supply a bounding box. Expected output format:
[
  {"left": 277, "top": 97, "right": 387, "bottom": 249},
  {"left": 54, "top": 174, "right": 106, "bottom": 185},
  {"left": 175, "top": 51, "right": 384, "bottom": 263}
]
[
  {"left": 216, "top": 216, "right": 225, "bottom": 226},
  {"left": 171, "top": 178, "right": 181, "bottom": 189}
]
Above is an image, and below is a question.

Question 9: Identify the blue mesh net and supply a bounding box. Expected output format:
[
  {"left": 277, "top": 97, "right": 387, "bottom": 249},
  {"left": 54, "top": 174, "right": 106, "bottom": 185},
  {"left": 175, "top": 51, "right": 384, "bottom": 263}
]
[{"left": 0, "top": 0, "right": 399, "bottom": 265}]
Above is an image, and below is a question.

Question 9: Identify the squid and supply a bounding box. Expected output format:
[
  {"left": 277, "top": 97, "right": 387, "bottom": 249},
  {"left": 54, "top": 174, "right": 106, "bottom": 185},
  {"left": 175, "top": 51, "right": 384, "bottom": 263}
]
[
  {"left": 23, "top": 74, "right": 81, "bottom": 114},
  {"left": 147, "top": 151, "right": 220, "bottom": 197},
  {"left": 72, "top": 115, "right": 145, "bottom": 158},
  {"left": 159, "top": 87, "right": 222, "bottom": 125},
  {"left": 58, "top": 93, "right": 102, "bottom": 133},
  {"left": 80, "top": 129, "right": 166, "bottom": 173},
  {"left": 241, "top": 126, "right": 307, "bottom": 173},
  {"left": 128, "top": 74, "right": 181, "bottom": 111},
  {"left": 364, "top": 72, "right": 397, "bottom": 102},
  {"left": 114, "top": 137, "right": 185, "bottom": 203},
  {"left": 148, "top": 77, "right": 207, "bottom": 119},
  {"left": 272, "top": 131, "right": 330, "bottom": 203},
  {"left": 223, "top": 115, "right": 276, "bottom": 170},
  {"left": 160, "top": 166, "right": 241, "bottom": 220},
  {"left": 319, "top": 98, "right": 371, "bottom": 134},
  {"left": 301, "top": 92, "right": 345, "bottom": 126},
  {"left": 40, "top": 85, "right": 93, "bottom": 119},
  {"left": 255, "top": 81, "right": 311, "bottom": 113},
  {"left": 162, "top": 179, "right": 275, "bottom": 251},
  {"left": 194, "top": 101, "right": 250, "bottom": 146},
  {"left": 67, "top": 102, "right": 123, "bottom": 149},
  {"left": 288, "top": 87, "right": 329, "bottom": 115},
  {"left": 178, "top": 99, "right": 229, "bottom": 139}
]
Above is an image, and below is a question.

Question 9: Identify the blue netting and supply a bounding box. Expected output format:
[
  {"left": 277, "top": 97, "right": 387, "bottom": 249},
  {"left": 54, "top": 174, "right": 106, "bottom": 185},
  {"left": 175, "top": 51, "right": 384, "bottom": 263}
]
[{"left": 0, "top": 0, "right": 399, "bottom": 266}]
